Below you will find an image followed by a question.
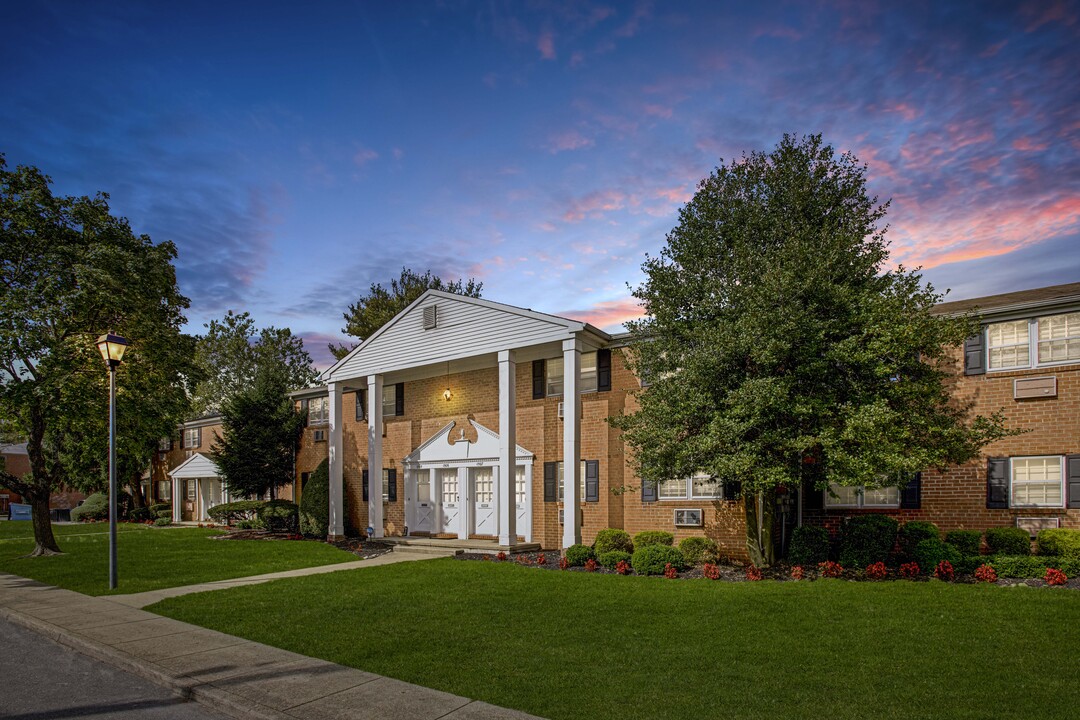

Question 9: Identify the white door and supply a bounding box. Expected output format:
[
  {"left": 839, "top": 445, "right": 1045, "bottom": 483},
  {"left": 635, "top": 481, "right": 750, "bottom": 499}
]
[
  {"left": 413, "top": 470, "right": 434, "bottom": 534},
  {"left": 515, "top": 465, "right": 529, "bottom": 540},
  {"left": 438, "top": 469, "right": 459, "bottom": 535},
  {"left": 471, "top": 466, "right": 496, "bottom": 536}
]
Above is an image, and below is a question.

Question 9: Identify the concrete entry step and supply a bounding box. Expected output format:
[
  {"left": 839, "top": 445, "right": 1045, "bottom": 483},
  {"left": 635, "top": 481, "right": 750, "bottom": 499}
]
[{"left": 383, "top": 537, "right": 542, "bottom": 556}]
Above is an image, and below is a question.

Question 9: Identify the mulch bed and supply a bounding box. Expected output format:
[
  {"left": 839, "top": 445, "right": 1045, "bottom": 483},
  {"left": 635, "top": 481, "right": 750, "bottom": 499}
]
[{"left": 455, "top": 550, "right": 1080, "bottom": 588}]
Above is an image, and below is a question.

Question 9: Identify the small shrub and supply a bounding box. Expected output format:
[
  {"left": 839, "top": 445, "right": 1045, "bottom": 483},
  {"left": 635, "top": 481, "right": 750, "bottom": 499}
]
[
  {"left": 585, "top": 558, "right": 599, "bottom": 572},
  {"left": 935, "top": 560, "right": 955, "bottom": 581},
  {"left": 1045, "top": 567, "right": 1068, "bottom": 586},
  {"left": 594, "top": 528, "right": 634, "bottom": 555},
  {"left": 299, "top": 459, "right": 333, "bottom": 538},
  {"left": 745, "top": 565, "right": 762, "bottom": 581},
  {"left": 536, "top": 553, "right": 547, "bottom": 565},
  {"left": 259, "top": 500, "right": 299, "bottom": 533},
  {"left": 838, "top": 514, "right": 899, "bottom": 568},
  {"left": 990, "top": 555, "right": 1080, "bottom": 578},
  {"left": 207, "top": 500, "right": 265, "bottom": 526},
  {"left": 235, "top": 518, "right": 265, "bottom": 530},
  {"left": 913, "top": 538, "right": 961, "bottom": 573},
  {"left": 565, "top": 544, "right": 595, "bottom": 567},
  {"left": 598, "top": 550, "right": 632, "bottom": 570},
  {"left": 153, "top": 517, "right": 172, "bottom": 527},
  {"left": 679, "top": 536, "right": 720, "bottom": 566},
  {"left": 818, "top": 560, "right": 843, "bottom": 578},
  {"left": 71, "top": 493, "right": 109, "bottom": 522},
  {"left": 632, "top": 544, "right": 687, "bottom": 576},
  {"left": 865, "top": 561, "right": 888, "bottom": 580},
  {"left": 703, "top": 563, "right": 721, "bottom": 580},
  {"left": 1037, "top": 528, "right": 1080, "bottom": 558},
  {"left": 558, "top": 556, "right": 569, "bottom": 570},
  {"left": 129, "top": 507, "right": 151, "bottom": 522},
  {"left": 985, "top": 527, "right": 1031, "bottom": 556},
  {"left": 945, "top": 529, "right": 982, "bottom": 557},
  {"left": 954, "top": 555, "right": 985, "bottom": 575},
  {"left": 789, "top": 526, "right": 830, "bottom": 566},
  {"left": 663, "top": 563, "right": 678, "bottom": 579},
  {"left": 496, "top": 551, "right": 507, "bottom": 561},
  {"left": 790, "top": 565, "right": 804, "bottom": 581},
  {"left": 633, "top": 530, "right": 674, "bottom": 548},
  {"left": 615, "top": 560, "right": 632, "bottom": 575},
  {"left": 899, "top": 562, "right": 920, "bottom": 579},
  {"left": 975, "top": 564, "right": 998, "bottom": 583},
  {"left": 898, "top": 521, "right": 940, "bottom": 558},
  {"left": 148, "top": 502, "right": 171, "bottom": 518}
]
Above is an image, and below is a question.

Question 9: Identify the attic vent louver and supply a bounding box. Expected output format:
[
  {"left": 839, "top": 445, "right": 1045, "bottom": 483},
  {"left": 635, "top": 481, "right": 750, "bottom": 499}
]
[{"left": 422, "top": 305, "right": 438, "bottom": 330}]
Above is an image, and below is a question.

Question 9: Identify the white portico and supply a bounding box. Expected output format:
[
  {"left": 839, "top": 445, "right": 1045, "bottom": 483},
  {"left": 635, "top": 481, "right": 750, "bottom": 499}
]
[{"left": 320, "top": 289, "right": 610, "bottom": 550}]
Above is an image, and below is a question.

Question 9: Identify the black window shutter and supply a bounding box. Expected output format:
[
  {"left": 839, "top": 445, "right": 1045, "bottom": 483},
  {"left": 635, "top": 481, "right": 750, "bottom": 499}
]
[
  {"left": 394, "top": 383, "right": 404, "bottom": 416},
  {"left": 300, "top": 472, "right": 310, "bottom": 490},
  {"left": 802, "top": 480, "right": 824, "bottom": 510},
  {"left": 532, "top": 360, "right": 546, "bottom": 400},
  {"left": 597, "top": 349, "right": 612, "bottom": 392},
  {"left": 362, "top": 469, "right": 369, "bottom": 502},
  {"left": 585, "top": 460, "right": 599, "bottom": 502},
  {"left": 986, "top": 457, "right": 1009, "bottom": 508},
  {"left": 387, "top": 468, "right": 397, "bottom": 502},
  {"left": 900, "top": 472, "right": 922, "bottom": 509},
  {"left": 543, "top": 462, "right": 557, "bottom": 502},
  {"left": 642, "top": 478, "right": 658, "bottom": 503},
  {"left": 964, "top": 332, "right": 986, "bottom": 376},
  {"left": 196, "top": 427, "right": 202, "bottom": 447},
  {"left": 723, "top": 480, "right": 741, "bottom": 501},
  {"left": 301, "top": 399, "right": 309, "bottom": 427},
  {"left": 1067, "top": 455, "right": 1080, "bottom": 509},
  {"left": 355, "top": 390, "right": 366, "bottom": 421}
]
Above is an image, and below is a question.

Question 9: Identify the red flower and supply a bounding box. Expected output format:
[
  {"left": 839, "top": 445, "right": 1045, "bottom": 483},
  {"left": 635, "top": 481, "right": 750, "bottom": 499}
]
[
  {"left": 745, "top": 565, "right": 762, "bottom": 581},
  {"left": 790, "top": 565, "right": 804, "bottom": 581},
  {"left": 974, "top": 564, "right": 997, "bottom": 583},
  {"left": 1045, "top": 567, "right": 1068, "bottom": 586},
  {"left": 585, "top": 558, "right": 598, "bottom": 572},
  {"left": 818, "top": 561, "right": 843, "bottom": 578},
  {"left": 663, "top": 562, "right": 678, "bottom": 579},
  {"left": 496, "top": 551, "right": 507, "bottom": 561},
  {"left": 899, "top": 562, "right": 920, "bottom": 579},
  {"left": 536, "top": 553, "right": 547, "bottom": 565},
  {"left": 865, "top": 561, "right": 888, "bottom": 580},
  {"left": 616, "top": 560, "right": 632, "bottom": 575},
  {"left": 559, "top": 556, "right": 569, "bottom": 570},
  {"left": 703, "top": 563, "right": 721, "bottom": 580},
  {"left": 934, "top": 560, "right": 954, "bottom": 581}
]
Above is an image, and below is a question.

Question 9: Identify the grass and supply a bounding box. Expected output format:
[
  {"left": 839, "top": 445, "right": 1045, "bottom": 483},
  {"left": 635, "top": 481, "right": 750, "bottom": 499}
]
[
  {"left": 0, "top": 521, "right": 356, "bottom": 595},
  {"left": 148, "top": 559, "right": 1080, "bottom": 720}
]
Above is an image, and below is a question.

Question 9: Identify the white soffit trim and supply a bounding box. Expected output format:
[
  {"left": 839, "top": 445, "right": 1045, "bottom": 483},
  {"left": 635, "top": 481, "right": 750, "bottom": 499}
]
[{"left": 168, "top": 452, "right": 222, "bottom": 479}]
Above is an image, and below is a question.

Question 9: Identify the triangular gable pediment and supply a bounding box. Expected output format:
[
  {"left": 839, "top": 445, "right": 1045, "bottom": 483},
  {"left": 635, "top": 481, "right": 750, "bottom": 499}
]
[
  {"left": 323, "top": 290, "right": 603, "bottom": 383},
  {"left": 404, "top": 419, "right": 533, "bottom": 465},
  {"left": 168, "top": 452, "right": 221, "bottom": 479}
]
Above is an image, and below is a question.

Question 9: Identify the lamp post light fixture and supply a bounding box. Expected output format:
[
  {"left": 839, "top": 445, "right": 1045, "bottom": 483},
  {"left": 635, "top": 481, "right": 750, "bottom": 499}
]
[{"left": 95, "top": 332, "right": 128, "bottom": 590}]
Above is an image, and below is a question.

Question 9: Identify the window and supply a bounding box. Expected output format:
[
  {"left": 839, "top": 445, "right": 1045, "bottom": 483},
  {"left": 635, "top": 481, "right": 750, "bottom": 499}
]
[
  {"left": 546, "top": 352, "right": 598, "bottom": 396},
  {"left": 186, "top": 479, "right": 196, "bottom": 500},
  {"left": 382, "top": 469, "right": 391, "bottom": 502},
  {"left": 674, "top": 508, "right": 703, "bottom": 527},
  {"left": 987, "top": 313, "right": 1080, "bottom": 371},
  {"left": 307, "top": 396, "right": 329, "bottom": 425},
  {"left": 156, "top": 480, "right": 171, "bottom": 502},
  {"left": 659, "top": 472, "right": 722, "bottom": 500},
  {"left": 355, "top": 390, "right": 366, "bottom": 421},
  {"left": 158, "top": 437, "right": 172, "bottom": 452},
  {"left": 1011, "top": 456, "right": 1063, "bottom": 508},
  {"left": 382, "top": 385, "right": 397, "bottom": 418},
  {"left": 825, "top": 483, "right": 900, "bottom": 508},
  {"left": 557, "top": 460, "right": 587, "bottom": 501},
  {"left": 516, "top": 466, "right": 526, "bottom": 504},
  {"left": 183, "top": 428, "right": 200, "bottom": 449},
  {"left": 313, "top": 429, "right": 326, "bottom": 442}
]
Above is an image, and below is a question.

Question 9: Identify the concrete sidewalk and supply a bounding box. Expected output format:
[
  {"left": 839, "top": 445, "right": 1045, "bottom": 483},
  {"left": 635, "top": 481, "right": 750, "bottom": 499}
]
[{"left": 0, "top": 572, "right": 542, "bottom": 720}]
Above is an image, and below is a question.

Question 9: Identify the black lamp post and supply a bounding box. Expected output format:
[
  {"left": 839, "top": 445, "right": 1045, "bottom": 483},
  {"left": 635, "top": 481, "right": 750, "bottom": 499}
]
[{"left": 96, "top": 332, "right": 128, "bottom": 590}]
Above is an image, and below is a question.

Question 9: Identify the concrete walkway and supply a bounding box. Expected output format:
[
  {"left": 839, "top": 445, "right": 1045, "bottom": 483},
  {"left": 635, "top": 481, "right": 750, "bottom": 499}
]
[{"left": 0, "top": 571, "right": 542, "bottom": 720}]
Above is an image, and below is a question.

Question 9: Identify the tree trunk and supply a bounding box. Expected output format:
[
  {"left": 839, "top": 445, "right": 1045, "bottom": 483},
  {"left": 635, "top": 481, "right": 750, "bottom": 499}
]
[
  {"left": 744, "top": 490, "right": 776, "bottom": 567},
  {"left": 28, "top": 493, "right": 62, "bottom": 557},
  {"left": 129, "top": 474, "right": 147, "bottom": 508}
]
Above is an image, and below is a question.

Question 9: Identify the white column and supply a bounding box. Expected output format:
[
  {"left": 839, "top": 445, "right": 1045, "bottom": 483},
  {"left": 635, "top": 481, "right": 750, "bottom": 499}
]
[
  {"left": 457, "top": 466, "right": 469, "bottom": 540},
  {"left": 172, "top": 475, "right": 181, "bottom": 523},
  {"left": 498, "top": 349, "right": 517, "bottom": 546},
  {"left": 327, "top": 383, "right": 344, "bottom": 539},
  {"left": 367, "top": 375, "right": 384, "bottom": 538},
  {"left": 562, "top": 337, "right": 582, "bottom": 548}
]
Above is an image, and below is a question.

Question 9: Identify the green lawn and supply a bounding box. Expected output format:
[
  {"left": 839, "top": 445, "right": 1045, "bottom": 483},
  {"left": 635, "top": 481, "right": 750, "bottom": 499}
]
[
  {"left": 149, "top": 559, "right": 1080, "bottom": 720},
  {"left": 0, "top": 521, "right": 356, "bottom": 595}
]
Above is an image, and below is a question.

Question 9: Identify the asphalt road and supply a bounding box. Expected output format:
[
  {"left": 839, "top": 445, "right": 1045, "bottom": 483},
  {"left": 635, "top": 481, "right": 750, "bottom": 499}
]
[{"left": 0, "top": 617, "right": 224, "bottom": 720}]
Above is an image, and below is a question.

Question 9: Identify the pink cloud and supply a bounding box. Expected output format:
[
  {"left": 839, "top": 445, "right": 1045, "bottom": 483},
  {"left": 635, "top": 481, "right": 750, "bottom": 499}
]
[
  {"left": 614, "top": 1, "right": 652, "bottom": 38},
  {"left": 752, "top": 24, "right": 802, "bottom": 40},
  {"left": 537, "top": 30, "right": 556, "bottom": 60},
  {"left": 643, "top": 103, "right": 673, "bottom": 119},
  {"left": 1022, "top": 0, "right": 1076, "bottom": 32},
  {"left": 654, "top": 186, "right": 693, "bottom": 203},
  {"left": 546, "top": 129, "right": 594, "bottom": 153},
  {"left": 563, "top": 189, "right": 627, "bottom": 222},
  {"left": 880, "top": 101, "right": 921, "bottom": 122},
  {"left": 353, "top": 146, "right": 379, "bottom": 167},
  {"left": 559, "top": 298, "right": 644, "bottom": 330},
  {"left": 1013, "top": 136, "right": 1049, "bottom": 152}
]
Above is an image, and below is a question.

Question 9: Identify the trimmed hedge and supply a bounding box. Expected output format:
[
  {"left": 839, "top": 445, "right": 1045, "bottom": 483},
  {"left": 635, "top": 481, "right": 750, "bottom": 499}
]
[
  {"left": 838, "top": 514, "right": 898, "bottom": 568},
  {"left": 678, "top": 536, "right": 720, "bottom": 565},
  {"left": 299, "top": 459, "right": 331, "bottom": 537},
  {"left": 129, "top": 507, "right": 152, "bottom": 522},
  {"left": 71, "top": 493, "right": 109, "bottom": 522},
  {"left": 898, "top": 521, "right": 939, "bottom": 558},
  {"left": 148, "top": 503, "right": 172, "bottom": 519},
  {"left": 912, "top": 538, "right": 962, "bottom": 574},
  {"left": 990, "top": 555, "right": 1080, "bottom": 579},
  {"left": 153, "top": 517, "right": 172, "bottom": 527},
  {"left": 565, "top": 544, "right": 595, "bottom": 567},
  {"left": 598, "top": 550, "right": 632, "bottom": 570},
  {"left": 207, "top": 500, "right": 264, "bottom": 525},
  {"left": 594, "top": 528, "right": 634, "bottom": 555},
  {"left": 1037, "top": 529, "right": 1080, "bottom": 559},
  {"left": 945, "top": 530, "right": 982, "bottom": 557},
  {"left": 788, "top": 526, "right": 830, "bottom": 566},
  {"left": 985, "top": 527, "right": 1031, "bottom": 556},
  {"left": 632, "top": 544, "right": 687, "bottom": 576},
  {"left": 260, "top": 500, "right": 299, "bottom": 533},
  {"left": 633, "top": 530, "right": 674, "bottom": 548}
]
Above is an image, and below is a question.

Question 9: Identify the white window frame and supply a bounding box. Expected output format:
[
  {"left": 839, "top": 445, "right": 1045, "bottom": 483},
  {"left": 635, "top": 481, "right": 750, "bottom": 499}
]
[
  {"left": 156, "top": 480, "right": 171, "bottom": 501},
  {"left": 659, "top": 472, "right": 722, "bottom": 501},
  {"left": 382, "top": 469, "right": 391, "bottom": 502},
  {"left": 307, "top": 396, "right": 329, "bottom": 425},
  {"left": 546, "top": 352, "right": 598, "bottom": 397},
  {"left": 382, "top": 385, "right": 397, "bottom": 418},
  {"left": 557, "top": 460, "right": 587, "bottom": 502},
  {"left": 183, "top": 428, "right": 199, "bottom": 449},
  {"left": 186, "top": 479, "right": 196, "bottom": 501},
  {"left": 158, "top": 437, "right": 172, "bottom": 452},
  {"left": 674, "top": 508, "right": 703, "bottom": 527},
  {"left": 1009, "top": 456, "right": 1065, "bottom": 509},
  {"left": 987, "top": 313, "right": 1080, "bottom": 372},
  {"left": 825, "top": 483, "right": 900, "bottom": 509}
]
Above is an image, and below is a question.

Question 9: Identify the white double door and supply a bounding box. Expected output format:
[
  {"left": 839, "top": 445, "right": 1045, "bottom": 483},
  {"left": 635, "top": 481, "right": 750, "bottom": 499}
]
[{"left": 409, "top": 464, "right": 531, "bottom": 540}]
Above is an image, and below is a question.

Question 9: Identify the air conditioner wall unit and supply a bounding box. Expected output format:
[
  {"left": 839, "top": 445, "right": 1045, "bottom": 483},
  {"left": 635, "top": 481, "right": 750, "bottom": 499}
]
[{"left": 557, "top": 401, "right": 564, "bottom": 419}]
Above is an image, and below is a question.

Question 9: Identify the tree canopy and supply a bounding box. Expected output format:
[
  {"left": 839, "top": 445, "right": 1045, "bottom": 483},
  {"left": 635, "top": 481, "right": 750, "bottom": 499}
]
[
  {"left": 190, "top": 310, "right": 317, "bottom": 417},
  {"left": 0, "top": 155, "right": 197, "bottom": 555},
  {"left": 612, "top": 135, "right": 1011, "bottom": 566},
  {"left": 330, "top": 267, "right": 482, "bottom": 359}
]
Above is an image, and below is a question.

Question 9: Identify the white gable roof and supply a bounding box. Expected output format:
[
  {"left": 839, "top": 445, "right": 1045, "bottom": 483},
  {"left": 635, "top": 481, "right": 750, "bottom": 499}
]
[
  {"left": 168, "top": 452, "right": 222, "bottom": 479},
  {"left": 404, "top": 419, "right": 533, "bottom": 465},
  {"left": 323, "top": 289, "right": 608, "bottom": 383}
]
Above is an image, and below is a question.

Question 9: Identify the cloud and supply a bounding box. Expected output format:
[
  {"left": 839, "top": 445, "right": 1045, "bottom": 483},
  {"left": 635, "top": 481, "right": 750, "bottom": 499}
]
[
  {"left": 558, "top": 298, "right": 644, "bottom": 332},
  {"left": 537, "top": 30, "right": 556, "bottom": 60},
  {"left": 546, "top": 129, "right": 594, "bottom": 153},
  {"left": 562, "top": 189, "right": 628, "bottom": 222},
  {"left": 297, "top": 331, "right": 351, "bottom": 371},
  {"left": 353, "top": 146, "right": 379, "bottom": 167}
]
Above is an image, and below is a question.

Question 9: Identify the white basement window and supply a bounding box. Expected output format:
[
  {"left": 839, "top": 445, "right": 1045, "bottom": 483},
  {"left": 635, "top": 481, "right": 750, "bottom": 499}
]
[
  {"left": 825, "top": 483, "right": 900, "bottom": 508},
  {"left": 1011, "top": 456, "right": 1064, "bottom": 508},
  {"left": 674, "top": 508, "right": 703, "bottom": 527}
]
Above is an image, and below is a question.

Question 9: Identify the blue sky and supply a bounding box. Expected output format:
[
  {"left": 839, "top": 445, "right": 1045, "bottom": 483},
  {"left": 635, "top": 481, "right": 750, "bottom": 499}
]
[{"left": 3, "top": 1, "right": 1078, "bottom": 367}]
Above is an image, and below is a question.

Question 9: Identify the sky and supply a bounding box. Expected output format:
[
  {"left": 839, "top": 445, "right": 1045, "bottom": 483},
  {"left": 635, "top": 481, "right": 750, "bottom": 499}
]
[{"left": 3, "top": 1, "right": 1078, "bottom": 368}]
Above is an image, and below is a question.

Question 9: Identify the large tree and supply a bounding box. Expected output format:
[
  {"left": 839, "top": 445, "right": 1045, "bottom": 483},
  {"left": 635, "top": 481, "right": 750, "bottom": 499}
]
[
  {"left": 210, "top": 363, "right": 304, "bottom": 500},
  {"left": 0, "top": 156, "right": 197, "bottom": 555},
  {"left": 613, "top": 134, "right": 1012, "bottom": 566},
  {"left": 330, "top": 267, "right": 482, "bottom": 359},
  {"left": 189, "top": 311, "right": 317, "bottom": 416}
]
